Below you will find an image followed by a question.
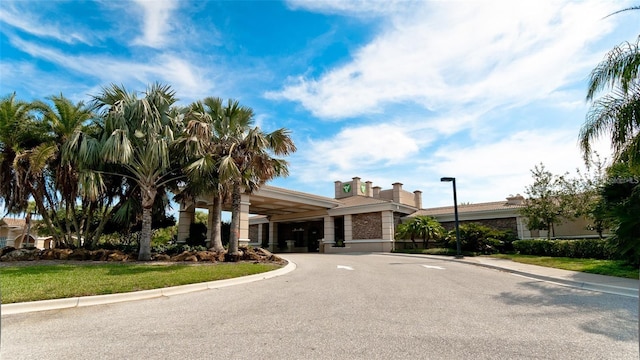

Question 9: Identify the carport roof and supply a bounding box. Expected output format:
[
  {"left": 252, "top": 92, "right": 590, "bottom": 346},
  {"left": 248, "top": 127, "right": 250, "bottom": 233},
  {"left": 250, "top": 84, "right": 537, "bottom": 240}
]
[{"left": 245, "top": 185, "right": 341, "bottom": 216}]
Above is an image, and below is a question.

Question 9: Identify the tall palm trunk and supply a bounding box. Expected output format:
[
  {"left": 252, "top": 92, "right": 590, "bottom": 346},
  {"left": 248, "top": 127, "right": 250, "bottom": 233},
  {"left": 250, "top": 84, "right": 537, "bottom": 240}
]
[
  {"left": 210, "top": 193, "right": 224, "bottom": 252},
  {"left": 139, "top": 186, "right": 157, "bottom": 261},
  {"left": 139, "top": 207, "right": 152, "bottom": 260}
]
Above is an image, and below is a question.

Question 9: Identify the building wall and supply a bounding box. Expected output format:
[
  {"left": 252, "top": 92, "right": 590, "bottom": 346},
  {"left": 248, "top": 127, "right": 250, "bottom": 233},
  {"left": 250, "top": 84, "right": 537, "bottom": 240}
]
[
  {"left": 440, "top": 217, "right": 518, "bottom": 235},
  {"left": 352, "top": 212, "right": 382, "bottom": 239}
]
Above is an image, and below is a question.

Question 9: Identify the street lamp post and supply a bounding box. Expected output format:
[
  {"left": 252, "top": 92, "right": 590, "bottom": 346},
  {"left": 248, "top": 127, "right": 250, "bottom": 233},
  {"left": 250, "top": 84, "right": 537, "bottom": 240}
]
[{"left": 440, "top": 177, "right": 462, "bottom": 258}]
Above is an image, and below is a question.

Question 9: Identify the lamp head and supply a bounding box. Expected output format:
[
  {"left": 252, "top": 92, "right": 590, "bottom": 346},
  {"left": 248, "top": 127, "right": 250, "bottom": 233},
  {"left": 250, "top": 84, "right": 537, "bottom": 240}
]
[{"left": 440, "top": 177, "right": 455, "bottom": 182}]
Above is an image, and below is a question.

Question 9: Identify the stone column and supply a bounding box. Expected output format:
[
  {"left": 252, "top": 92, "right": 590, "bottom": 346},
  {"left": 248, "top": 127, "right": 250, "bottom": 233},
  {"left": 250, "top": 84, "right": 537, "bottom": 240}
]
[
  {"left": 177, "top": 201, "right": 195, "bottom": 243},
  {"left": 256, "top": 223, "right": 263, "bottom": 247},
  {"left": 344, "top": 214, "right": 353, "bottom": 241},
  {"left": 323, "top": 216, "right": 335, "bottom": 252},
  {"left": 382, "top": 210, "right": 396, "bottom": 252},
  {"left": 268, "top": 222, "right": 278, "bottom": 251},
  {"left": 238, "top": 193, "right": 251, "bottom": 247},
  {"left": 381, "top": 211, "right": 395, "bottom": 241},
  {"left": 206, "top": 204, "right": 214, "bottom": 248}
]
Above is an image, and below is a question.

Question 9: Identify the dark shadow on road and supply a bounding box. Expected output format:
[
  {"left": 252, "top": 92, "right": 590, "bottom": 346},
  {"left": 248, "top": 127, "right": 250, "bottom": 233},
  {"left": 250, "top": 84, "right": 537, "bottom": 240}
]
[{"left": 496, "top": 279, "right": 638, "bottom": 342}]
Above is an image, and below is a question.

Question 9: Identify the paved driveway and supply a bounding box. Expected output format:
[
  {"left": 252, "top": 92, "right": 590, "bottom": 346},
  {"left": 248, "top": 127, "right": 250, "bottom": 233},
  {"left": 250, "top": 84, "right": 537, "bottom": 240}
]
[{"left": 1, "top": 253, "right": 638, "bottom": 359}]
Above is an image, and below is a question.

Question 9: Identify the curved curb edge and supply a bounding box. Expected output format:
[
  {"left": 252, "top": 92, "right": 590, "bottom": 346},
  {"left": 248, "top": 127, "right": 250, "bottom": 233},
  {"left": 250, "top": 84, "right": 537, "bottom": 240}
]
[
  {"left": 381, "top": 253, "right": 638, "bottom": 298},
  {"left": 1, "top": 258, "right": 296, "bottom": 316}
]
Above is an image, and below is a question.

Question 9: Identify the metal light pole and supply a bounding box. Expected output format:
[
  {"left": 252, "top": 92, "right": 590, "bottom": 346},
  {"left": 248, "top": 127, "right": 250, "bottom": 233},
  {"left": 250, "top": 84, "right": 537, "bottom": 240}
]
[{"left": 441, "top": 177, "right": 462, "bottom": 258}]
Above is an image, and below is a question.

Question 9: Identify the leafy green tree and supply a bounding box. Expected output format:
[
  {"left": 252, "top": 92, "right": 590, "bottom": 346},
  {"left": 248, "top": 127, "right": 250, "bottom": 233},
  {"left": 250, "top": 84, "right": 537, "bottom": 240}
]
[
  {"left": 92, "top": 83, "right": 184, "bottom": 260},
  {"left": 520, "top": 164, "right": 567, "bottom": 239}
]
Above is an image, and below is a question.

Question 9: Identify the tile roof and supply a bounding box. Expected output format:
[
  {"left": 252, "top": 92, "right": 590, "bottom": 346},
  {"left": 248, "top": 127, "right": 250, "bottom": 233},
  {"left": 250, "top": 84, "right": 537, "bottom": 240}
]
[
  {"left": 335, "top": 195, "right": 392, "bottom": 208},
  {"left": 411, "top": 200, "right": 525, "bottom": 217},
  {"left": 0, "top": 218, "right": 26, "bottom": 227}
]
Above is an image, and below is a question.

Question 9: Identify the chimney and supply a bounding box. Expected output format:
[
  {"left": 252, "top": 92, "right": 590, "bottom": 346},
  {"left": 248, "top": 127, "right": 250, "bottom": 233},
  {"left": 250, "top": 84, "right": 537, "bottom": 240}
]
[
  {"left": 334, "top": 181, "right": 342, "bottom": 199},
  {"left": 413, "top": 190, "right": 422, "bottom": 209},
  {"left": 373, "top": 186, "right": 381, "bottom": 198},
  {"left": 352, "top": 177, "right": 361, "bottom": 196},
  {"left": 365, "top": 181, "right": 373, "bottom": 197},
  {"left": 506, "top": 194, "right": 525, "bottom": 205},
  {"left": 392, "top": 182, "right": 403, "bottom": 203}
]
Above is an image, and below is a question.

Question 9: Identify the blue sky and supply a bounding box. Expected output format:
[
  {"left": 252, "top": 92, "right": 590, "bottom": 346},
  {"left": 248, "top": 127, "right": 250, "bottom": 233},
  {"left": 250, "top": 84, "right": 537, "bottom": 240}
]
[{"left": 1, "top": 0, "right": 638, "bottom": 209}]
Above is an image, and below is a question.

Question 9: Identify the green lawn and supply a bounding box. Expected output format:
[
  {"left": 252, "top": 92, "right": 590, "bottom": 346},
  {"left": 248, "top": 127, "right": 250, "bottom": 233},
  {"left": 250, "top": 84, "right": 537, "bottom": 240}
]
[
  {"left": 393, "top": 248, "right": 639, "bottom": 279},
  {"left": 1, "top": 262, "right": 281, "bottom": 304},
  {"left": 488, "top": 254, "right": 639, "bottom": 279}
]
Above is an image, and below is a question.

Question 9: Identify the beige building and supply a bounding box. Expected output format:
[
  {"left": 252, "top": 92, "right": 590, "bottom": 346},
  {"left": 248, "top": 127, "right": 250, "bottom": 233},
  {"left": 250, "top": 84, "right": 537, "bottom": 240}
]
[
  {"left": 176, "top": 178, "right": 604, "bottom": 253},
  {"left": 178, "top": 177, "right": 421, "bottom": 253},
  {"left": 408, "top": 194, "right": 603, "bottom": 241},
  {"left": 0, "top": 218, "right": 53, "bottom": 249}
]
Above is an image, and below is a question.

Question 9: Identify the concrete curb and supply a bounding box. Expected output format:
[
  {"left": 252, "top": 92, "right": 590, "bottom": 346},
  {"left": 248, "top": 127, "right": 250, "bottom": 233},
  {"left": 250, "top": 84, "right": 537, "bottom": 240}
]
[
  {"left": 464, "top": 261, "right": 639, "bottom": 298},
  {"left": 382, "top": 253, "right": 639, "bottom": 298},
  {"left": 1, "top": 259, "right": 296, "bottom": 316}
]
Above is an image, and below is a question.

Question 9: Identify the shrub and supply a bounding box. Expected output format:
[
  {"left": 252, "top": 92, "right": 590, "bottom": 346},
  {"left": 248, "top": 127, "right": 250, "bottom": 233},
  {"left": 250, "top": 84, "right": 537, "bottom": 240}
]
[
  {"left": 513, "top": 238, "right": 616, "bottom": 259},
  {"left": 445, "top": 223, "right": 516, "bottom": 254},
  {"left": 185, "top": 222, "right": 207, "bottom": 247}
]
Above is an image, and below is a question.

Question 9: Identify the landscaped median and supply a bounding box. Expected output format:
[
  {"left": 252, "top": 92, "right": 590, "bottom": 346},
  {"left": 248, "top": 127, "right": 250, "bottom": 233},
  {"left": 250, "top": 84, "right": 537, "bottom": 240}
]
[
  {"left": 1, "top": 246, "right": 291, "bottom": 313},
  {"left": 1, "top": 261, "right": 295, "bottom": 315}
]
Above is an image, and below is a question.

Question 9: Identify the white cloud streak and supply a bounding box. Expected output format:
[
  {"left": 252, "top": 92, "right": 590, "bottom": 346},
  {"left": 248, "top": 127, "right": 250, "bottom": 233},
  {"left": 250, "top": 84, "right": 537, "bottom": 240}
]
[
  {"left": 131, "top": 0, "right": 180, "bottom": 48},
  {"left": 0, "top": 3, "right": 93, "bottom": 44},
  {"left": 7, "top": 36, "right": 212, "bottom": 101}
]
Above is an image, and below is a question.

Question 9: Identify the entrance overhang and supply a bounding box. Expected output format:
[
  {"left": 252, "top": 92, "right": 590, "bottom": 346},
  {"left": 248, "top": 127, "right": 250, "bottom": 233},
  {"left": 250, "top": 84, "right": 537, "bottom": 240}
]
[{"left": 245, "top": 185, "right": 340, "bottom": 218}]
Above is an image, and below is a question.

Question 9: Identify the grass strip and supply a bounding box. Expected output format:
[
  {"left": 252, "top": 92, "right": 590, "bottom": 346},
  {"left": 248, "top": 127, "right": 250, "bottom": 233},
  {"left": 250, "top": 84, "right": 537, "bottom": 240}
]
[
  {"left": 1, "top": 262, "right": 281, "bottom": 304},
  {"left": 489, "top": 254, "right": 639, "bottom": 279}
]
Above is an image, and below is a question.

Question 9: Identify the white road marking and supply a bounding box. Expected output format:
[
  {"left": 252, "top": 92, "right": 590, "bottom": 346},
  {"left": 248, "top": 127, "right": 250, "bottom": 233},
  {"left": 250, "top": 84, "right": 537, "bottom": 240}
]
[
  {"left": 421, "top": 265, "right": 445, "bottom": 270},
  {"left": 337, "top": 265, "right": 354, "bottom": 271}
]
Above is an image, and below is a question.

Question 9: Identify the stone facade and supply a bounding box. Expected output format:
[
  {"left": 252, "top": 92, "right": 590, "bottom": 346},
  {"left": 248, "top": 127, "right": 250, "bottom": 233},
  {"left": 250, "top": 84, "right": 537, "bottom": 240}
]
[
  {"left": 249, "top": 224, "right": 259, "bottom": 243},
  {"left": 352, "top": 212, "right": 382, "bottom": 239}
]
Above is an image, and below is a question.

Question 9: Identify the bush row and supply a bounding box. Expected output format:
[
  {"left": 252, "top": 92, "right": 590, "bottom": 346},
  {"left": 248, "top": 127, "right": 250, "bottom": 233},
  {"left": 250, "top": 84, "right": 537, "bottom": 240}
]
[{"left": 512, "top": 238, "right": 617, "bottom": 259}]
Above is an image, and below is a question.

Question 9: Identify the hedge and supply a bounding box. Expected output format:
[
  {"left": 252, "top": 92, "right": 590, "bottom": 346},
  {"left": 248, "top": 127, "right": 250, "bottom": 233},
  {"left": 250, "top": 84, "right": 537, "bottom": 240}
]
[{"left": 512, "top": 238, "right": 616, "bottom": 259}]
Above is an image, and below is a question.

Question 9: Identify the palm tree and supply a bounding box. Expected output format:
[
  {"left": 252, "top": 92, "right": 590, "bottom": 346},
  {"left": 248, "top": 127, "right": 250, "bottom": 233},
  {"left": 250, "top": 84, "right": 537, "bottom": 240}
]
[
  {"left": 396, "top": 218, "right": 421, "bottom": 249},
  {"left": 174, "top": 97, "right": 227, "bottom": 252},
  {"left": 396, "top": 216, "right": 445, "bottom": 249},
  {"left": 581, "top": 35, "right": 640, "bottom": 165},
  {"left": 0, "top": 93, "right": 48, "bottom": 214},
  {"left": 39, "top": 94, "right": 101, "bottom": 247},
  {"left": 416, "top": 216, "right": 445, "bottom": 248},
  {"left": 215, "top": 100, "right": 296, "bottom": 261},
  {"left": 92, "top": 83, "right": 183, "bottom": 260}
]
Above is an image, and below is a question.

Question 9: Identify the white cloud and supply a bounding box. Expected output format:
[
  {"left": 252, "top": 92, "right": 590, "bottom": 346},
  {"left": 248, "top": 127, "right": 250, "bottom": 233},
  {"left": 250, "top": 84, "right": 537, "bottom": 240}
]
[
  {"left": 0, "top": 3, "right": 93, "bottom": 44},
  {"left": 270, "top": 1, "right": 620, "bottom": 120},
  {"left": 416, "top": 129, "right": 613, "bottom": 206},
  {"left": 7, "top": 36, "right": 213, "bottom": 101},
  {"left": 286, "top": 0, "right": 415, "bottom": 18},
  {"left": 131, "top": 0, "right": 180, "bottom": 48},
  {"left": 293, "top": 121, "right": 423, "bottom": 182}
]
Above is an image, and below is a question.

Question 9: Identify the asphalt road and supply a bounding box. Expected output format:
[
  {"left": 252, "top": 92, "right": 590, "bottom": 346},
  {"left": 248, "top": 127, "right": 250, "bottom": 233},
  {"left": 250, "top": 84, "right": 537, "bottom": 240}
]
[{"left": 1, "top": 253, "right": 637, "bottom": 359}]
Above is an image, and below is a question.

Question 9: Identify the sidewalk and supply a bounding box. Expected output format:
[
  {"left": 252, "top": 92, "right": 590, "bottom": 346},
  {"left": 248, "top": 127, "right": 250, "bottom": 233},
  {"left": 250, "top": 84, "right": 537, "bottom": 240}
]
[{"left": 415, "top": 254, "right": 639, "bottom": 298}]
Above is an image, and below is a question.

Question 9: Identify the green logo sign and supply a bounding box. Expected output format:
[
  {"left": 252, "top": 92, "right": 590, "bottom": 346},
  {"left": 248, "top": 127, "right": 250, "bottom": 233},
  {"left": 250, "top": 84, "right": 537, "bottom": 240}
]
[
  {"left": 343, "top": 183, "right": 351, "bottom": 193},
  {"left": 360, "top": 184, "right": 366, "bottom": 193}
]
